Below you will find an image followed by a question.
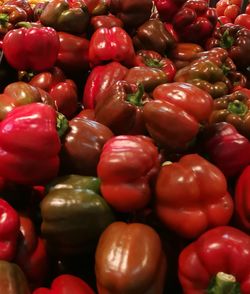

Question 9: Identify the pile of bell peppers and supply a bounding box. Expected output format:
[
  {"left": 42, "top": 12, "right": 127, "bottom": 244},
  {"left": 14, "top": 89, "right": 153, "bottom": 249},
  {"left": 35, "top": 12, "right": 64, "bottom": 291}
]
[{"left": 1, "top": 0, "right": 250, "bottom": 293}]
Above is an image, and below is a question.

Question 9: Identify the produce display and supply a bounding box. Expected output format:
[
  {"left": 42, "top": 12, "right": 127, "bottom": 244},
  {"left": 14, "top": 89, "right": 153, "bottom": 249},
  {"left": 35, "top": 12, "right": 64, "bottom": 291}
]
[{"left": 1, "top": 0, "right": 250, "bottom": 293}]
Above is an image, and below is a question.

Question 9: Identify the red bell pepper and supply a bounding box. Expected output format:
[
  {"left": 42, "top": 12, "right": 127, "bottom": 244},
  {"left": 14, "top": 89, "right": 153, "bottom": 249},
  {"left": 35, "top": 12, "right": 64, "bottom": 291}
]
[
  {"left": 33, "top": 274, "right": 95, "bottom": 294},
  {"left": 172, "top": 0, "right": 218, "bottom": 44},
  {"left": 82, "top": 61, "right": 128, "bottom": 109},
  {"left": 153, "top": 0, "right": 186, "bottom": 22},
  {"left": 97, "top": 135, "right": 161, "bottom": 212},
  {"left": 2, "top": 26, "right": 60, "bottom": 72},
  {"left": 0, "top": 199, "right": 19, "bottom": 261},
  {"left": 4, "top": 0, "right": 34, "bottom": 21},
  {"left": 0, "top": 103, "right": 63, "bottom": 185},
  {"left": 235, "top": 165, "right": 250, "bottom": 233},
  {"left": 88, "top": 26, "right": 135, "bottom": 67},
  {"left": 90, "top": 14, "right": 123, "bottom": 31},
  {"left": 178, "top": 226, "right": 250, "bottom": 293},
  {"left": 155, "top": 154, "right": 234, "bottom": 239},
  {"left": 200, "top": 122, "right": 250, "bottom": 178}
]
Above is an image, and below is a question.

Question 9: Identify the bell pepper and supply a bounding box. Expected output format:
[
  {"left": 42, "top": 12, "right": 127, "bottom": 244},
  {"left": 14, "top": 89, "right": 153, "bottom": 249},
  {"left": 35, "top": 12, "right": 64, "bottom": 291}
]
[
  {"left": 156, "top": 154, "right": 234, "bottom": 239},
  {"left": 0, "top": 81, "right": 55, "bottom": 121},
  {"left": 90, "top": 13, "right": 123, "bottom": 31},
  {"left": 124, "top": 66, "right": 168, "bottom": 92},
  {"left": 206, "top": 23, "right": 250, "bottom": 70},
  {"left": 95, "top": 81, "right": 149, "bottom": 135},
  {"left": 2, "top": 25, "right": 60, "bottom": 72},
  {"left": 88, "top": 26, "right": 135, "bottom": 68},
  {"left": 169, "top": 42, "right": 204, "bottom": 70},
  {"left": 0, "top": 4, "right": 27, "bottom": 35},
  {"left": 41, "top": 174, "right": 115, "bottom": 256},
  {"left": 133, "top": 19, "right": 176, "bottom": 55},
  {"left": 133, "top": 50, "right": 176, "bottom": 82},
  {"left": 0, "top": 199, "right": 19, "bottom": 261},
  {"left": 29, "top": 67, "right": 78, "bottom": 119},
  {"left": 82, "top": 61, "right": 128, "bottom": 109},
  {"left": 172, "top": 0, "right": 218, "bottom": 44},
  {"left": 209, "top": 89, "right": 250, "bottom": 139},
  {"left": 0, "top": 260, "right": 30, "bottom": 294},
  {"left": 153, "top": 0, "right": 186, "bottom": 22},
  {"left": 178, "top": 226, "right": 250, "bottom": 293},
  {"left": 33, "top": 274, "right": 95, "bottom": 294},
  {"left": 76, "top": 108, "right": 95, "bottom": 120},
  {"left": 14, "top": 214, "right": 48, "bottom": 289},
  {"left": 109, "top": 0, "right": 153, "bottom": 30},
  {"left": 200, "top": 122, "right": 250, "bottom": 178},
  {"left": 97, "top": 135, "right": 160, "bottom": 212},
  {"left": 0, "top": 103, "right": 63, "bottom": 185},
  {"left": 60, "top": 117, "right": 113, "bottom": 176},
  {"left": 39, "top": 0, "right": 90, "bottom": 35},
  {"left": 56, "top": 32, "right": 90, "bottom": 76},
  {"left": 4, "top": 0, "right": 33, "bottom": 21},
  {"left": 83, "top": 0, "right": 110, "bottom": 16},
  {"left": 95, "top": 222, "right": 167, "bottom": 294},
  {"left": 143, "top": 82, "right": 213, "bottom": 151}
]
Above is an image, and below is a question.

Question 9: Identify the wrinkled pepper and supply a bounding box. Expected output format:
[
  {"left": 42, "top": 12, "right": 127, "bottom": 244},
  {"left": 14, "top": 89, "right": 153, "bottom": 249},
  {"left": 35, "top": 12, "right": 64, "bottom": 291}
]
[
  {"left": 40, "top": 0, "right": 90, "bottom": 35},
  {"left": 133, "top": 19, "right": 176, "bottom": 55},
  {"left": 200, "top": 122, "right": 250, "bottom": 178},
  {"left": 153, "top": 0, "right": 186, "bottom": 22},
  {"left": 172, "top": 0, "right": 218, "bottom": 44},
  {"left": 33, "top": 274, "right": 95, "bottom": 294},
  {"left": 109, "top": 0, "right": 153, "bottom": 30},
  {"left": 4, "top": 0, "right": 33, "bottom": 20},
  {"left": 0, "top": 199, "right": 19, "bottom": 261},
  {"left": 3, "top": 25, "right": 59, "bottom": 72},
  {"left": 41, "top": 174, "right": 115, "bottom": 256},
  {"left": 60, "top": 117, "right": 113, "bottom": 176},
  {"left": 179, "top": 226, "right": 250, "bottom": 293},
  {"left": 209, "top": 89, "right": 250, "bottom": 139},
  {"left": 97, "top": 135, "right": 161, "bottom": 212},
  {"left": 82, "top": 61, "right": 128, "bottom": 109},
  {"left": 90, "top": 14, "right": 123, "bottom": 31},
  {"left": 88, "top": 26, "right": 135, "bottom": 67},
  {"left": 0, "top": 260, "right": 30, "bottom": 294},
  {"left": 156, "top": 154, "right": 234, "bottom": 239},
  {"left": 133, "top": 49, "right": 176, "bottom": 82},
  {"left": 0, "top": 103, "right": 64, "bottom": 185},
  {"left": 143, "top": 82, "right": 213, "bottom": 151},
  {"left": 95, "top": 81, "right": 150, "bottom": 135},
  {"left": 95, "top": 222, "right": 167, "bottom": 294}
]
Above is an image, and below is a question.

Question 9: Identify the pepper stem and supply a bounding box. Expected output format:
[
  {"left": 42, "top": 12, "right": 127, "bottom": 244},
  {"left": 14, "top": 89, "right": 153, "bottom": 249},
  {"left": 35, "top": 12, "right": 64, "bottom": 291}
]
[
  {"left": 144, "top": 57, "right": 162, "bottom": 68},
  {"left": 220, "top": 30, "right": 234, "bottom": 49},
  {"left": 0, "top": 13, "right": 9, "bottom": 26},
  {"left": 228, "top": 100, "right": 248, "bottom": 116},
  {"left": 15, "top": 21, "right": 33, "bottom": 29},
  {"left": 56, "top": 112, "right": 69, "bottom": 138},
  {"left": 126, "top": 84, "right": 144, "bottom": 106},
  {"left": 207, "top": 272, "right": 241, "bottom": 294}
]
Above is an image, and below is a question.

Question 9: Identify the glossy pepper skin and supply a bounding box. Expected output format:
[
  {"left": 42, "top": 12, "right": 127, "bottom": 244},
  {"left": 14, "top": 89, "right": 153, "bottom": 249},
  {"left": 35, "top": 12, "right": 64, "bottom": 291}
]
[
  {"left": 153, "top": 0, "right": 186, "bottom": 22},
  {"left": 0, "top": 103, "right": 62, "bottom": 185},
  {"left": 82, "top": 61, "right": 128, "bottom": 109},
  {"left": 0, "top": 199, "right": 19, "bottom": 261},
  {"left": 84, "top": 0, "right": 110, "bottom": 16},
  {"left": 41, "top": 175, "right": 115, "bottom": 256},
  {"left": 143, "top": 82, "right": 213, "bottom": 151},
  {"left": 0, "top": 260, "right": 30, "bottom": 294},
  {"left": 56, "top": 32, "right": 90, "bottom": 76},
  {"left": 60, "top": 117, "right": 114, "bottom": 176},
  {"left": 95, "top": 81, "right": 150, "bottom": 135},
  {"left": 33, "top": 274, "right": 95, "bottom": 294},
  {"left": 209, "top": 90, "right": 250, "bottom": 139},
  {"left": 2, "top": 26, "right": 59, "bottom": 72},
  {"left": 39, "top": 0, "right": 90, "bottom": 35},
  {"left": 89, "top": 26, "right": 135, "bottom": 68},
  {"left": 133, "top": 19, "right": 176, "bottom": 55},
  {"left": 90, "top": 14, "right": 123, "bottom": 31},
  {"left": 156, "top": 154, "right": 233, "bottom": 239},
  {"left": 172, "top": 0, "right": 218, "bottom": 44},
  {"left": 206, "top": 23, "right": 250, "bottom": 70},
  {"left": 0, "top": 81, "right": 55, "bottom": 121},
  {"left": 178, "top": 226, "right": 250, "bottom": 294},
  {"left": 95, "top": 222, "right": 166, "bottom": 294},
  {"left": 109, "top": 0, "right": 153, "bottom": 30},
  {"left": 4, "top": 0, "right": 33, "bottom": 21},
  {"left": 133, "top": 50, "right": 176, "bottom": 82},
  {"left": 97, "top": 135, "right": 160, "bottom": 213},
  {"left": 29, "top": 67, "right": 78, "bottom": 119},
  {"left": 200, "top": 122, "right": 250, "bottom": 178}
]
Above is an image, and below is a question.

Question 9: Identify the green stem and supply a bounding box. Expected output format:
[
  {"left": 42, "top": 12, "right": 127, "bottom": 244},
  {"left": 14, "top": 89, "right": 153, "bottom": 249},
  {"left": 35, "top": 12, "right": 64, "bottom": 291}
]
[
  {"left": 207, "top": 272, "right": 241, "bottom": 294},
  {"left": 228, "top": 100, "right": 248, "bottom": 116},
  {"left": 144, "top": 57, "right": 162, "bottom": 68},
  {"left": 0, "top": 13, "right": 9, "bottom": 26},
  {"left": 220, "top": 30, "right": 234, "bottom": 49},
  {"left": 15, "top": 21, "right": 33, "bottom": 29},
  {"left": 56, "top": 112, "right": 69, "bottom": 138},
  {"left": 126, "top": 84, "right": 144, "bottom": 106}
]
